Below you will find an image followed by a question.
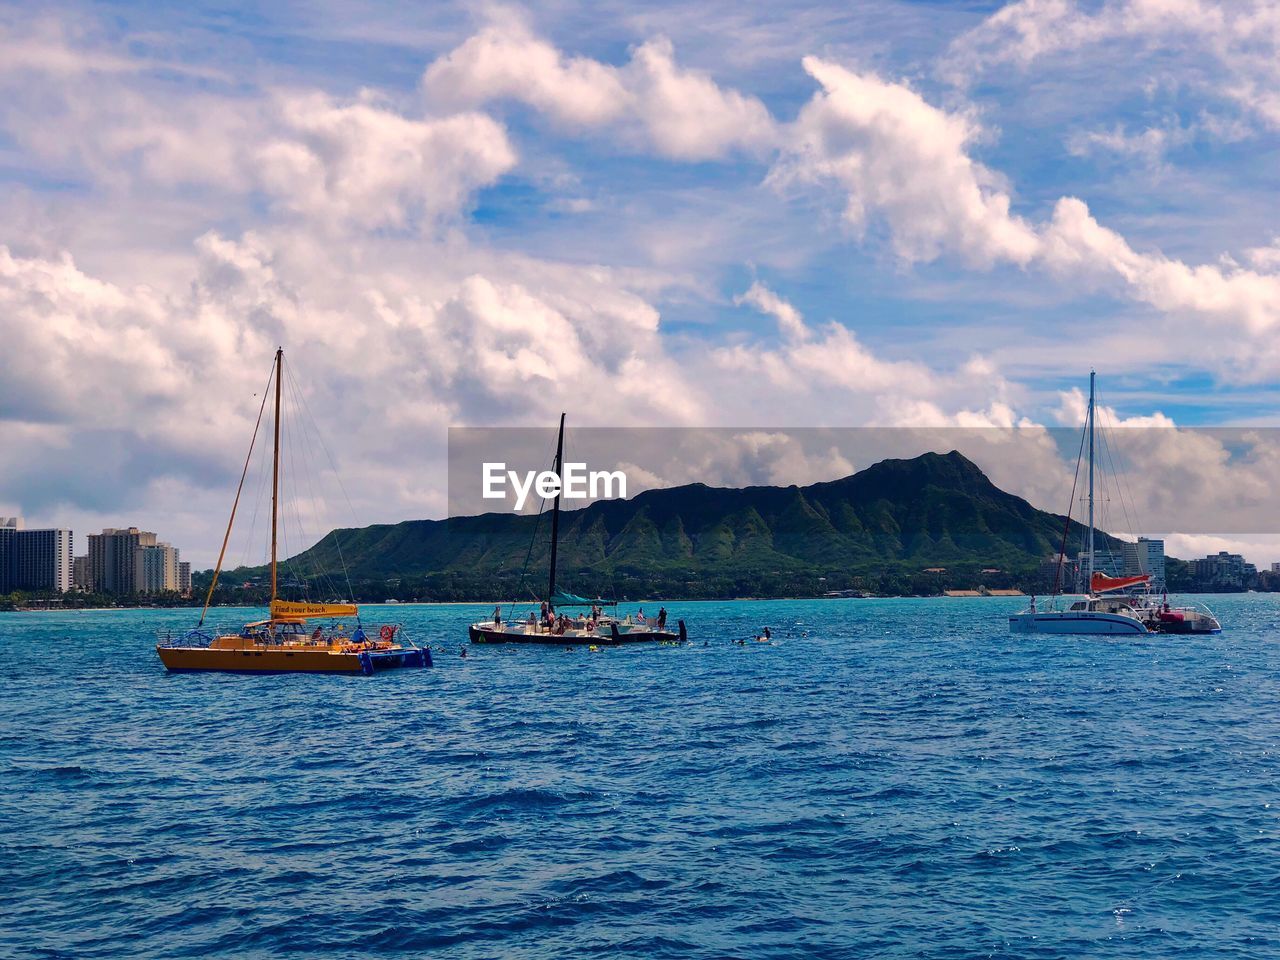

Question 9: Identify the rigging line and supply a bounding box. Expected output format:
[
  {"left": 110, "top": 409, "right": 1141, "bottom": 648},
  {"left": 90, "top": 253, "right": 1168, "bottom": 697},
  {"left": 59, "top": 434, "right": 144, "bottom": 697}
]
[
  {"left": 282, "top": 373, "right": 326, "bottom": 603},
  {"left": 282, "top": 369, "right": 323, "bottom": 601},
  {"left": 287, "top": 369, "right": 327, "bottom": 596},
  {"left": 509, "top": 497, "right": 549, "bottom": 618},
  {"left": 284, "top": 362, "right": 356, "bottom": 606},
  {"left": 285, "top": 373, "right": 321, "bottom": 603},
  {"left": 293, "top": 368, "right": 350, "bottom": 606},
  {"left": 280, "top": 380, "right": 297, "bottom": 598},
  {"left": 198, "top": 364, "right": 274, "bottom": 627},
  {"left": 506, "top": 435, "right": 561, "bottom": 618},
  {"left": 1094, "top": 433, "right": 1122, "bottom": 554},
  {"left": 1095, "top": 386, "right": 1145, "bottom": 553},
  {"left": 281, "top": 370, "right": 318, "bottom": 599},
  {"left": 1053, "top": 412, "right": 1090, "bottom": 597},
  {"left": 291, "top": 383, "right": 329, "bottom": 600},
  {"left": 239, "top": 389, "right": 274, "bottom": 573},
  {"left": 1092, "top": 405, "right": 1128, "bottom": 576},
  {"left": 289, "top": 370, "right": 344, "bottom": 604}
]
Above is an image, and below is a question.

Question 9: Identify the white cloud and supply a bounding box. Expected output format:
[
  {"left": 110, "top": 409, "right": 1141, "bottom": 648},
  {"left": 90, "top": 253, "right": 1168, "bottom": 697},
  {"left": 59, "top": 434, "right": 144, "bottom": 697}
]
[
  {"left": 734, "top": 280, "right": 809, "bottom": 341},
  {"left": 723, "top": 280, "right": 937, "bottom": 395},
  {"left": 255, "top": 93, "right": 516, "bottom": 229},
  {"left": 1065, "top": 122, "right": 1188, "bottom": 167},
  {"left": 0, "top": 35, "right": 517, "bottom": 231},
  {"left": 1041, "top": 196, "right": 1280, "bottom": 340},
  {"left": 1245, "top": 237, "right": 1280, "bottom": 271},
  {"left": 421, "top": 13, "right": 627, "bottom": 126},
  {"left": 772, "top": 57, "right": 1042, "bottom": 267},
  {"left": 422, "top": 15, "right": 777, "bottom": 160},
  {"left": 771, "top": 57, "right": 1280, "bottom": 376},
  {"left": 0, "top": 225, "right": 709, "bottom": 563},
  {"left": 945, "top": 0, "right": 1280, "bottom": 130},
  {"left": 624, "top": 37, "right": 777, "bottom": 160}
]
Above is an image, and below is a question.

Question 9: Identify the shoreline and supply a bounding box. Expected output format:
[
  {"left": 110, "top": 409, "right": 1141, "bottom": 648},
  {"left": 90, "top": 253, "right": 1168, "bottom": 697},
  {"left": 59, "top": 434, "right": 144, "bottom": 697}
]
[{"left": 17, "top": 594, "right": 1236, "bottom": 614}]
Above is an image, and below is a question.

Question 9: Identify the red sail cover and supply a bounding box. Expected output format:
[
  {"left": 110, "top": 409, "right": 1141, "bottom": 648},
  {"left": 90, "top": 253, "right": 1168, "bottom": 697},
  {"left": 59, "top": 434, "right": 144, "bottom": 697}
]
[{"left": 1090, "top": 572, "right": 1151, "bottom": 593}]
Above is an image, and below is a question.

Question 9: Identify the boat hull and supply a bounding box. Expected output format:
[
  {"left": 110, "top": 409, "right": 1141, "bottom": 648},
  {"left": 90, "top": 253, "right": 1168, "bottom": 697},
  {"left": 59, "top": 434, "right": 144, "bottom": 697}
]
[
  {"left": 1009, "top": 612, "right": 1149, "bottom": 635},
  {"left": 1142, "top": 614, "right": 1221, "bottom": 634},
  {"left": 469, "top": 624, "right": 680, "bottom": 646},
  {"left": 157, "top": 645, "right": 431, "bottom": 674}
]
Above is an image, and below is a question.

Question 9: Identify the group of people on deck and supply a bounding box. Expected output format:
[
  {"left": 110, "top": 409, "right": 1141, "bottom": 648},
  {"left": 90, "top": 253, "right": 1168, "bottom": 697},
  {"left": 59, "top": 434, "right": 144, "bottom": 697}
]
[{"left": 490, "top": 601, "right": 668, "bottom": 635}]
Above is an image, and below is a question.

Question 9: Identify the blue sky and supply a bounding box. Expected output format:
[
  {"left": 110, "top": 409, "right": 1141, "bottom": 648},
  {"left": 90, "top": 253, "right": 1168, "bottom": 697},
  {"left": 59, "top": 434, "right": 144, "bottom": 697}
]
[{"left": 1, "top": 0, "right": 1279, "bottom": 564}]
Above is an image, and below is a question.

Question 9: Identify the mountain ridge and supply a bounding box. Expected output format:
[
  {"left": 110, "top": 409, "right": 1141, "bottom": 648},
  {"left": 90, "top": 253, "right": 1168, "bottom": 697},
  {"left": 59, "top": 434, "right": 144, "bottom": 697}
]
[{"left": 207, "top": 450, "right": 1127, "bottom": 600}]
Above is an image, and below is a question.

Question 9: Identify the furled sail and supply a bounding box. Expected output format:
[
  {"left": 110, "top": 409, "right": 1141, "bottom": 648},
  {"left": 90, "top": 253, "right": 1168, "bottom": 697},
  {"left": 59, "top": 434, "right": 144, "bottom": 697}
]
[
  {"left": 551, "top": 589, "right": 615, "bottom": 607},
  {"left": 270, "top": 600, "right": 359, "bottom": 620},
  {"left": 1090, "top": 572, "right": 1151, "bottom": 594}
]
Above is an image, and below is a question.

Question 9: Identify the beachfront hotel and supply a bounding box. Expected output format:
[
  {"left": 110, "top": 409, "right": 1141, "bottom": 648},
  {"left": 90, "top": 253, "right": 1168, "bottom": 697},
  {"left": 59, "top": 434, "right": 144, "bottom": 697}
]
[
  {"left": 83, "top": 527, "right": 186, "bottom": 595},
  {"left": 0, "top": 518, "right": 73, "bottom": 594}
]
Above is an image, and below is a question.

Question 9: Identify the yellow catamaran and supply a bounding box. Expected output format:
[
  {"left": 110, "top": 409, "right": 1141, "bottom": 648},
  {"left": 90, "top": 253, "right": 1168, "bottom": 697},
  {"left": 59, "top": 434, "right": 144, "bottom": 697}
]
[{"left": 157, "top": 348, "right": 431, "bottom": 674}]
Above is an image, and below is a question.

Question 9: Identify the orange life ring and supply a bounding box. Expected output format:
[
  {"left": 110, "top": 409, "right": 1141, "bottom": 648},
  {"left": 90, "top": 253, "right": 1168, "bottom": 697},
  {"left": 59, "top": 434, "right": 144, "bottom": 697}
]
[{"left": 379, "top": 625, "right": 396, "bottom": 642}]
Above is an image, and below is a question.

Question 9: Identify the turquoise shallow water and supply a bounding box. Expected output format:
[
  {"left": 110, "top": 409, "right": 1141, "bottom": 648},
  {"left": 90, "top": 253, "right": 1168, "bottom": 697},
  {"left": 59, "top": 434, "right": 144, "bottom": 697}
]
[{"left": 3, "top": 595, "right": 1280, "bottom": 959}]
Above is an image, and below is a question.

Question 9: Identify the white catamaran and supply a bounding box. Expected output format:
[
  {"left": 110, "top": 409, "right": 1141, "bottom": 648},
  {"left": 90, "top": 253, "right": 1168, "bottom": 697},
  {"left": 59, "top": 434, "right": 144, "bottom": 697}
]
[{"left": 1009, "top": 372, "right": 1221, "bottom": 636}]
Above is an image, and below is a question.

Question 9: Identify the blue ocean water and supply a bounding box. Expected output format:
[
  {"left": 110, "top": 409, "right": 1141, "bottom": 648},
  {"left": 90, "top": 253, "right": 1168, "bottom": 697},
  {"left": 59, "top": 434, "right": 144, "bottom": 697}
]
[{"left": 3, "top": 596, "right": 1280, "bottom": 959}]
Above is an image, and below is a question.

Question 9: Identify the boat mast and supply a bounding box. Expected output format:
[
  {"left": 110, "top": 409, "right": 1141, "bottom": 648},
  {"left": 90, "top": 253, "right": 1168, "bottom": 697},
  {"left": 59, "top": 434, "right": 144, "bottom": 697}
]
[
  {"left": 1087, "top": 369, "right": 1096, "bottom": 593},
  {"left": 270, "top": 347, "right": 283, "bottom": 609},
  {"left": 547, "top": 413, "right": 565, "bottom": 612}
]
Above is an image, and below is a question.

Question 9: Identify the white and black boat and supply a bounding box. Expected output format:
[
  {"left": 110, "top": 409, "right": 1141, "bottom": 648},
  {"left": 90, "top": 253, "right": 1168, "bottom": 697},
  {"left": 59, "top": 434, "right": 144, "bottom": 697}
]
[
  {"left": 468, "top": 414, "right": 685, "bottom": 646},
  {"left": 1009, "top": 372, "right": 1221, "bottom": 636}
]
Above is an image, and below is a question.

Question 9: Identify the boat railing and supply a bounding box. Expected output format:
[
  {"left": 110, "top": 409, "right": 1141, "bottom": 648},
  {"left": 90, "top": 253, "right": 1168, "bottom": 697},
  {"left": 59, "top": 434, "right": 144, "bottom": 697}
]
[{"left": 156, "top": 626, "right": 217, "bottom": 648}]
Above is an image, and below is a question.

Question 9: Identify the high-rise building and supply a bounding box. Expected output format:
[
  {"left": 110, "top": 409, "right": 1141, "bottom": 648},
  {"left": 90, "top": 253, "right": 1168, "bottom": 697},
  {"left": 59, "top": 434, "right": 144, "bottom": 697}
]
[
  {"left": 0, "top": 518, "right": 72, "bottom": 593},
  {"left": 1190, "top": 551, "right": 1254, "bottom": 589},
  {"left": 87, "top": 527, "right": 157, "bottom": 594},
  {"left": 1079, "top": 549, "right": 1124, "bottom": 579},
  {"left": 84, "top": 527, "right": 188, "bottom": 594},
  {"left": 0, "top": 519, "right": 17, "bottom": 593},
  {"left": 137, "top": 542, "right": 180, "bottom": 593},
  {"left": 16, "top": 529, "right": 73, "bottom": 593},
  {"left": 178, "top": 561, "right": 192, "bottom": 596},
  {"left": 1122, "top": 537, "right": 1165, "bottom": 591},
  {"left": 1037, "top": 554, "right": 1079, "bottom": 593},
  {"left": 73, "top": 555, "right": 92, "bottom": 592}
]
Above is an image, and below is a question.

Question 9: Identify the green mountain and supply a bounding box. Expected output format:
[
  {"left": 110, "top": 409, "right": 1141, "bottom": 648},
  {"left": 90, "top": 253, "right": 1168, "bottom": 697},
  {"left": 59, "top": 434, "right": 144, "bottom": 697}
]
[{"left": 208, "top": 450, "right": 1122, "bottom": 600}]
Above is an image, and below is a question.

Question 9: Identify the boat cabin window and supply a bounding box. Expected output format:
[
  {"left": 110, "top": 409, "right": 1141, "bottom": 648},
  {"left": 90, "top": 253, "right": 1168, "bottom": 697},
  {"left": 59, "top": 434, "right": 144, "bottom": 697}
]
[
  {"left": 1095, "top": 599, "right": 1136, "bottom": 615},
  {"left": 1069, "top": 601, "right": 1087, "bottom": 611}
]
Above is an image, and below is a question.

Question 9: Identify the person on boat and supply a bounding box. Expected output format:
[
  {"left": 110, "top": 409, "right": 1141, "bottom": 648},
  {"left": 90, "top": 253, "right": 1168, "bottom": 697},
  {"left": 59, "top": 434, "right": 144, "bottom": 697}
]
[
  {"left": 636, "top": 608, "right": 646, "bottom": 623},
  {"left": 352, "top": 625, "right": 366, "bottom": 645},
  {"left": 493, "top": 605, "right": 502, "bottom": 627},
  {"left": 1030, "top": 595, "right": 1036, "bottom": 613},
  {"left": 540, "top": 600, "right": 550, "bottom": 622},
  {"left": 657, "top": 607, "right": 667, "bottom": 630},
  {"left": 311, "top": 626, "right": 323, "bottom": 640}
]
